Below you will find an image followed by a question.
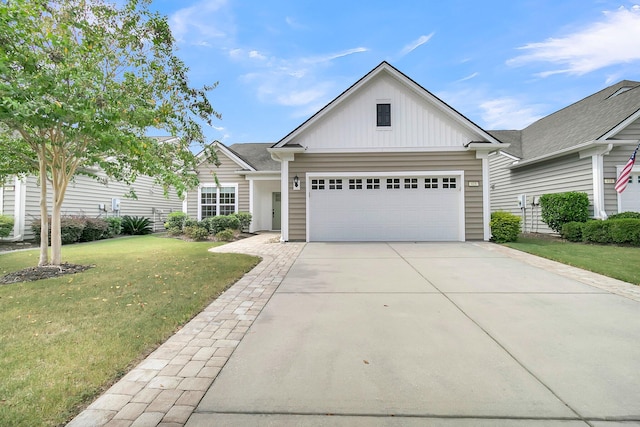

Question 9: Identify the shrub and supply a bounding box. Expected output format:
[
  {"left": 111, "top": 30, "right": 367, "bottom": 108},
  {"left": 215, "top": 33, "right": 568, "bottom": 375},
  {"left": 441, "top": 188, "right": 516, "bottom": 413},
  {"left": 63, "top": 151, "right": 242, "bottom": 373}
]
[
  {"left": 539, "top": 192, "right": 590, "bottom": 233},
  {"left": 183, "top": 218, "right": 199, "bottom": 228},
  {"left": 232, "top": 212, "right": 252, "bottom": 232},
  {"left": 165, "top": 211, "right": 188, "bottom": 232},
  {"left": 80, "top": 217, "right": 109, "bottom": 242},
  {"left": 489, "top": 211, "right": 521, "bottom": 243},
  {"left": 608, "top": 211, "right": 640, "bottom": 220},
  {"left": 560, "top": 221, "right": 584, "bottom": 242},
  {"left": 0, "top": 214, "right": 14, "bottom": 238},
  {"left": 207, "top": 215, "right": 241, "bottom": 235},
  {"left": 104, "top": 216, "right": 122, "bottom": 238},
  {"left": 121, "top": 216, "right": 153, "bottom": 235},
  {"left": 165, "top": 226, "right": 183, "bottom": 236},
  {"left": 183, "top": 225, "right": 209, "bottom": 241},
  {"left": 215, "top": 228, "right": 235, "bottom": 242},
  {"left": 32, "top": 217, "right": 86, "bottom": 245},
  {"left": 582, "top": 220, "right": 612, "bottom": 244},
  {"left": 609, "top": 219, "right": 640, "bottom": 245}
]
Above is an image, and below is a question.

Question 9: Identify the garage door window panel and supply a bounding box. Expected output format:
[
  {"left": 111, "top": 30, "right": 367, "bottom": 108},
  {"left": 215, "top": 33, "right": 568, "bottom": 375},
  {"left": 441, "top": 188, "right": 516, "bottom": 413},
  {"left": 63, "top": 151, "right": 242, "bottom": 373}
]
[{"left": 349, "top": 179, "right": 363, "bottom": 190}]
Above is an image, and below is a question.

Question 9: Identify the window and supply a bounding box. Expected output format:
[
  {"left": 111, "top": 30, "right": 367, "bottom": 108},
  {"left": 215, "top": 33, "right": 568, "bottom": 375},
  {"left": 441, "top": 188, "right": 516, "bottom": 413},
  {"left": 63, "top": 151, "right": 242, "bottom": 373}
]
[
  {"left": 311, "top": 179, "right": 325, "bottom": 190},
  {"left": 387, "top": 178, "right": 400, "bottom": 189},
  {"left": 349, "top": 178, "right": 363, "bottom": 189},
  {"left": 377, "top": 103, "right": 391, "bottom": 127},
  {"left": 404, "top": 178, "right": 418, "bottom": 189},
  {"left": 442, "top": 178, "right": 457, "bottom": 189},
  {"left": 424, "top": 178, "right": 438, "bottom": 189},
  {"left": 366, "top": 178, "right": 380, "bottom": 189},
  {"left": 199, "top": 185, "right": 237, "bottom": 219},
  {"left": 329, "top": 179, "right": 342, "bottom": 190}
]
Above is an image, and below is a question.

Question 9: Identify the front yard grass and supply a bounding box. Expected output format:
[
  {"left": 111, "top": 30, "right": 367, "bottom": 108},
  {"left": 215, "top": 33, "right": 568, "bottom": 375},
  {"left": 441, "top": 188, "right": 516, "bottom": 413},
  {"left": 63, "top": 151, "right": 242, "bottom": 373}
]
[
  {"left": 0, "top": 235, "right": 259, "bottom": 427},
  {"left": 504, "top": 236, "right": 640, "bottom": 285}
]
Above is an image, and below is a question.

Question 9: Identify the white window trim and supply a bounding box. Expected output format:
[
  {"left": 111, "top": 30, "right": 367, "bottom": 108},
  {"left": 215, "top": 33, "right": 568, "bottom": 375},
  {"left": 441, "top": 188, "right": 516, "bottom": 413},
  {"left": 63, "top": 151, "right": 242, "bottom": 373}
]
[
  {"left": 376, "top": 99, "right": 392, "bottom": 130},
  {"left": 197, "top": 183, "right": 239, "bottom": 220}
]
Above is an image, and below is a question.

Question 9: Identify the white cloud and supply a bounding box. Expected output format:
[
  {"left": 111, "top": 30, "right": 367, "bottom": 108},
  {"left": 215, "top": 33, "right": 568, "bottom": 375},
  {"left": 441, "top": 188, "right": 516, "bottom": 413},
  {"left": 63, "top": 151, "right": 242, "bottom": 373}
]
[
  {"left": 398, "top": 33, "right": 435, "bottom": 57},
  {"left": 169, "top": 0, "right": 233, "bottom": 46},
  {"left": 457, "top": 72, "right": 479, "bottom": 83},
  {"left": 508, "top": 5, "right": 640, "bottom": 76},
  {"left": 479, "top": 97, "right": 544, "bottom": 129}
]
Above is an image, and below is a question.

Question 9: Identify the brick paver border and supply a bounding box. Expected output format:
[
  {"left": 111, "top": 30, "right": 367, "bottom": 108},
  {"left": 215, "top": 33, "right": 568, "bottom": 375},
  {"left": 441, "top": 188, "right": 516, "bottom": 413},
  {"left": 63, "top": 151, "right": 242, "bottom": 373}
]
[{"left": 67, "top": 233, "right": 305, "bottom": 427}]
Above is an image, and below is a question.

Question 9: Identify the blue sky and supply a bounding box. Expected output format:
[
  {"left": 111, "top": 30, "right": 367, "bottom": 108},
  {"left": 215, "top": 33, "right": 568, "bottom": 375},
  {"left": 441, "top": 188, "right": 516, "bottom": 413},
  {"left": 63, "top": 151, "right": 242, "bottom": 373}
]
[{"left": 149, "top": 0, "right": 640, "bottom": 145}]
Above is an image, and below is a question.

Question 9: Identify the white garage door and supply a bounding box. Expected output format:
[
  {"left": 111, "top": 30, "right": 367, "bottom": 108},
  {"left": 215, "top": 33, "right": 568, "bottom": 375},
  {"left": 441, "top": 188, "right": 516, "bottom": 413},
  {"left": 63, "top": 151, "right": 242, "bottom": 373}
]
[
  {"left": 308, "top": 174, "right": 463, "bottom": 241},
  {"left": 620, "top": 172, "right": 640, "bottom": 213}
]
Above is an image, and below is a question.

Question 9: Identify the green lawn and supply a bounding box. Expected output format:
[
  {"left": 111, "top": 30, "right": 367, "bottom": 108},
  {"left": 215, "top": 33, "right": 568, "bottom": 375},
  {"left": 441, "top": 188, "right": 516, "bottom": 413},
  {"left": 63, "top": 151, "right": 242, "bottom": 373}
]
[
  {"left": 0, "top": 236, "right": 259, "bottom": 427},
  {"left": 504, "top": 236, "right": 640, "bottom": 285}
]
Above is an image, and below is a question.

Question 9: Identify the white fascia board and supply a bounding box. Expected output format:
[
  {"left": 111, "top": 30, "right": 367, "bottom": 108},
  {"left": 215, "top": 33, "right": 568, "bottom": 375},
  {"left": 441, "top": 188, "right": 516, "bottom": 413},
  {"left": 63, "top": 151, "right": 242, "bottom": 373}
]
[
  {"left": 600, "top": 108, "right": 640, "bottom": 140},
  {"left": 212, "top": 142, "right": 256, "bottom": 171},
  {"left": 237, "top": 171, "right": 281, "bottom": 181},
  {"left": 496, "top": 150, "right": 521, "bottom": 161},
  {"left": 268, "top": 147, "right": 306, "bottom": 162}
]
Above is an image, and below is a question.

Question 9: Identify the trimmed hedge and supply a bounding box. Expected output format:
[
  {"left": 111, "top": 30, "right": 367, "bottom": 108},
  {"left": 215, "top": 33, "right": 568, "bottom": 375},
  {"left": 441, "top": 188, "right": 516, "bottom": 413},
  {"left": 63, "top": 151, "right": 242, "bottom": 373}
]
[
  {"left": 539, "top": 192, "right": 589, "bottom": 233},
  {"left": 490, "top": 211, "right": 521, "bottom": 243},
  {"left": 560, "top": 221, "right": 584, "bottom": 242},
  {"left": 582, "top": 220, "right": 612, "bottom": 244},
  {"left": 609, "top": 219, "right": 640, "bottom": 245},
  {"left": 232, "top": 212, "right": 252, "bottom": 232},
  {"left": 0, "top": 214, "right": 14, "bottom": 238},
  {"left": 608, "top": 211, "right": 640, "bottom": 220},
  {"left": 206, "top": 215, "right": 241, "bottom": 235},
  {"left": 31, "top": 216, "right": 121, "bottom": 245}
]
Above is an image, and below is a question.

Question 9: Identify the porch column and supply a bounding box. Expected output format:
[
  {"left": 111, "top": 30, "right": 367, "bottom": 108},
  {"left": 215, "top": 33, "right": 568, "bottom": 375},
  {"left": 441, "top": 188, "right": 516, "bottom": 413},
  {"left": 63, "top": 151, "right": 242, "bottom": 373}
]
[{"left": 280, "top": 159, "right": 289, "bottom": 242}]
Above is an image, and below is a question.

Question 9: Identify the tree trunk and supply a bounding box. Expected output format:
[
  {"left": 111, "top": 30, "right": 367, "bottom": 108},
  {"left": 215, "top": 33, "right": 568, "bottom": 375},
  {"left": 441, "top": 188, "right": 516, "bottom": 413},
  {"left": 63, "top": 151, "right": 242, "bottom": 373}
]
[
  {"left": 50, "top": 198, "right": 63, "bottom": 265},
  {"left": 38, "top": 154, "right": 49, "bottom": 266}
]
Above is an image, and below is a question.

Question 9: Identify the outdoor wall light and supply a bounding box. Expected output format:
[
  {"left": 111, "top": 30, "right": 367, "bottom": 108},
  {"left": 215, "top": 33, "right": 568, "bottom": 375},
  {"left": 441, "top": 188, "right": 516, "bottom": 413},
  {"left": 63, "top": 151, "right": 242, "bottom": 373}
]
[{"left": 293, "top": 175, "right": 300, "bottom": 190}]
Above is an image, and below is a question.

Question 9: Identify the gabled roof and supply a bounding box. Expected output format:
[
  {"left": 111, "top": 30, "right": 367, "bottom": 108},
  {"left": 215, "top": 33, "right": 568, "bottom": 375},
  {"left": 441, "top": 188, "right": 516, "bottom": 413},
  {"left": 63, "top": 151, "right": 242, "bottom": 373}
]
[
  {"left": 228, "top": 143, "right": 280, "bottom": 171},
  {"left": 498, "top": 80, "right": 640, "bottom": 160},
  {"left": 272, "top": 61, "right": 502, "bottom": 148}
]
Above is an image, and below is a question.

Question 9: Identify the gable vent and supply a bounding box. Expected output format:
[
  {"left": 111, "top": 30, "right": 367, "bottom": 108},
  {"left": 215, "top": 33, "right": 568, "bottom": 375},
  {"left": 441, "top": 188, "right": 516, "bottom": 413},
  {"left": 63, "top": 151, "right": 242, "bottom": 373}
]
[{"left": 607, "top": 86, "right": 634, "bottom": 99}]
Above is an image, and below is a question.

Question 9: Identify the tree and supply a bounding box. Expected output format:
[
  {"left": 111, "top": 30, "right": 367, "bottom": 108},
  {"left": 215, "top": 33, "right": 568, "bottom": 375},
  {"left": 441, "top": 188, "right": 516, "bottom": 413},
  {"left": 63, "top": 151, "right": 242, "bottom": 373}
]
[{"left": 0, "top": 0, "right": 219, "bottom": 266}]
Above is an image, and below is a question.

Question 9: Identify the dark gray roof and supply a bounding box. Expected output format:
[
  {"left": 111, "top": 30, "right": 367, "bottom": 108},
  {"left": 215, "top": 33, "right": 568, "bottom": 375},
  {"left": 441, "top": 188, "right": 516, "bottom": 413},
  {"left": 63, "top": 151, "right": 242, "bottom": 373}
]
[
  {"left": 228, "top": 143, "right": 280, "bottom": 171},
  {"left": 496, "top": 80, "right": 640, "bottom": 160},
  {"left": 487, "top": 130, "right": 523, "bottom": 157}
]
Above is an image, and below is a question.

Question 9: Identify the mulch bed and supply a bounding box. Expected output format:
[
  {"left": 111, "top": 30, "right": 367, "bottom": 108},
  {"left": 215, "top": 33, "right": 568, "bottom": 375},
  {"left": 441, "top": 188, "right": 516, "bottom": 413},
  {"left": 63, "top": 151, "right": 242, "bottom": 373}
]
[{"left": 0, "top": 263, "right": 94, "bottom": 285}]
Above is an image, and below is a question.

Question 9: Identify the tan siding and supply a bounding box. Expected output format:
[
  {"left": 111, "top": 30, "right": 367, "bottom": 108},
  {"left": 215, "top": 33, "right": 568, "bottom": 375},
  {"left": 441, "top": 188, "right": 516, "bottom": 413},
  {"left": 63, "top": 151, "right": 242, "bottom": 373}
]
[
  {"left": 187, "top": 150, "right": 249, "bottom": 220},
  {"left": 604, "top": 145, "right": 639, "bottom": 214},
  {"left": 489, "top": 152, "right": 593, "bottom": 233},
  {"left": 289, "top": 151, "right": 484, "bottom": 241},
  {"left": 19, "top": 174, "right": 182, "bottom": 240}
]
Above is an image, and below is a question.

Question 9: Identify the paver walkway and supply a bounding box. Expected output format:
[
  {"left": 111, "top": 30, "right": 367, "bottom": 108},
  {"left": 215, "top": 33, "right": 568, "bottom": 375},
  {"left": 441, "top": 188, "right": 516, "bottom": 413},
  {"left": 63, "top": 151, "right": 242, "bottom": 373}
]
[{"left": 67, "top": 233, "right": 305, "bottom": 427}]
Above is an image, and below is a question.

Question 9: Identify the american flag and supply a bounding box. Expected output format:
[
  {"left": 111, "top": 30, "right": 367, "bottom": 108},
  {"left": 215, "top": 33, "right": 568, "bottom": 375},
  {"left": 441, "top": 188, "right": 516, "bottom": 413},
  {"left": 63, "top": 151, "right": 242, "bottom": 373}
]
[{"left": 615, "top": 144, "right": 639, "bottom": 194}]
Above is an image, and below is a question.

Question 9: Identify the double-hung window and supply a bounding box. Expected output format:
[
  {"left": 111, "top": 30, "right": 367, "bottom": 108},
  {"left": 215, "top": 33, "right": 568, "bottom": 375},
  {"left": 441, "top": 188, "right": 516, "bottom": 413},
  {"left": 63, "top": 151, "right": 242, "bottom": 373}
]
[{"left": 199, "top": 184, "right": 238, "bottom": 219}]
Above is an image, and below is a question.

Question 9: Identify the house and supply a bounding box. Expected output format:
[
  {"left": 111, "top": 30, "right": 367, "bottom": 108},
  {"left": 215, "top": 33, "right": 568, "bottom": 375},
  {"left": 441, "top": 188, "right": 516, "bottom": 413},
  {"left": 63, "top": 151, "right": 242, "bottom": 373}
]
[
  {"left": 268, "top": 61, "right": 504, "bottom": 242},
  {"left": 187, "top": 62, "right": 506, "bottom": 242},
  {"left": 0, "top": 137, "right": 184, "bottom": 241},
  {"left": 489, "top": 80, "right": 640, "bottom": 233},
  {"left": 185, "top": 142, "right": 280, "bottom": 233}
]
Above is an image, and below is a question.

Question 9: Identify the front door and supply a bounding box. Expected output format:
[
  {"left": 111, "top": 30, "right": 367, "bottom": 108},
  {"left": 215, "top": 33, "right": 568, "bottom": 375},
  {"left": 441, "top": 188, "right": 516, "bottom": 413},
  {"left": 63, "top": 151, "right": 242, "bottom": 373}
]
[{"left": 272, "top": 192, "right": 281, "bottom": 230}]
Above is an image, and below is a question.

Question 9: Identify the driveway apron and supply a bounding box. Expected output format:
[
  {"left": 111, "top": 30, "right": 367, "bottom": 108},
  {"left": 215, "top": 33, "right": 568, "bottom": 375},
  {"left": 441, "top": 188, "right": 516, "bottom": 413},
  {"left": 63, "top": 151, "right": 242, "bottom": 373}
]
[{"left": 189, "top": 242, "right": 640, "bottom": 426}]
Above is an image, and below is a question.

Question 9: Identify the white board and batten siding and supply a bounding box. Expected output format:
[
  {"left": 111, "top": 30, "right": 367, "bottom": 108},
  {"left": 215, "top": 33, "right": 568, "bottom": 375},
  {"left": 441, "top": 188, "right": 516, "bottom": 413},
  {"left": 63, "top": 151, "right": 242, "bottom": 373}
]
[
  {"left": 296, "top": 72, "right": 479, "bottom": 152},
  {"left": 489, "top": 152, "right": 593, "bottom": 233}
]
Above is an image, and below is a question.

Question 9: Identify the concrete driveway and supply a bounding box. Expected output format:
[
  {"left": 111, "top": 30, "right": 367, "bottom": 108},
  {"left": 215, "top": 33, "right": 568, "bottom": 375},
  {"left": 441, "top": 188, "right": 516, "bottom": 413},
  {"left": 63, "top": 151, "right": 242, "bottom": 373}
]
[{"left": 187, "top": 242, "right": 640, "bottom": 426}]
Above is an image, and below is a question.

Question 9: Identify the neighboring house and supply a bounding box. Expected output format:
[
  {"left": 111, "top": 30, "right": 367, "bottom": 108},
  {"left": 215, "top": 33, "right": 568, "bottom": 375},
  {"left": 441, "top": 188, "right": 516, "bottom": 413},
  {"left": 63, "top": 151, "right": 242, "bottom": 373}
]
[
  {"left": 184, "top": 142, "right": 280, "bottom": 233},
  {"left": 489, "top": 80, "right": 640, "bottom": 233},
  {"left": 267, "top": 61, "right": 504, "bottom": 242},
  {"left": 0, "top": 137, "right": 184, "bottom": 241}
]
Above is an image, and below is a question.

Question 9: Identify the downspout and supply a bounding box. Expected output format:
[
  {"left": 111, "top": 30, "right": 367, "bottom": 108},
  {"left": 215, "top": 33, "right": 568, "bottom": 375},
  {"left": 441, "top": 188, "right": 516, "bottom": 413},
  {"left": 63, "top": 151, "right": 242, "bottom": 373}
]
[{"left": 3, "top": 177, "right": 26, "bottom": 241}]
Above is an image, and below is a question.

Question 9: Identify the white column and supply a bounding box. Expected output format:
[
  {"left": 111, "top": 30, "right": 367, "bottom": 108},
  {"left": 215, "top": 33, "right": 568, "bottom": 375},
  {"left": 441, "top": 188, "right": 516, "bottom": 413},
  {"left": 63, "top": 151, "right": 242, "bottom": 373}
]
[
  {"left": 482, "top": 157, "right": 491, "bottom": 240},
  {"left": 248, "top": 178, "right": 256, "bottom": 232},
  {"left": 592, "top": 154, "right": 606, "bottom": 218},
  {"left": 280, "top": 160, "right": 289, "bottom": 242},
  {"left": 14, "top": 177, "right": 26, "bottom": 239}
]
